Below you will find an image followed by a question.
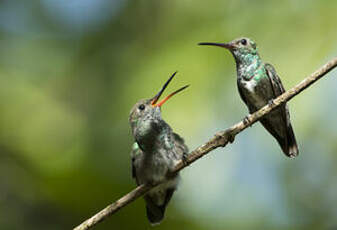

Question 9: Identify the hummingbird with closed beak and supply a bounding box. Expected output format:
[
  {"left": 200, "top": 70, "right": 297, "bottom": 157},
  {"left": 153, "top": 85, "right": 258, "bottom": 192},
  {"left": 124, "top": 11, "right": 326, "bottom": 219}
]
[
  {"left": 129, "top": 72, "right": 189, "bottom": 224},
  {"left": 199, "top": 37, "right": 298, "bottom": 158}
]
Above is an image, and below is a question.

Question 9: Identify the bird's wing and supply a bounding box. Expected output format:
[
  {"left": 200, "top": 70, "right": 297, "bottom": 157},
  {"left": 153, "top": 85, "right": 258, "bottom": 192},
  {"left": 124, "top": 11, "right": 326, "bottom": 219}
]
[
  {"left": 265, "top": 63, "right": 288, "bottom": 120},
  {"left": 264, "top": 63, "right": 298, "bottom": 157},
  {"left": 264, "top": 62, "right": 289, "bottom": 128},
  {"left": 173, "top": 133, "right": 189, "bottom": 157},
  {"left": 264, "top": 63, "right": 285, "bottom": 96},
  {"left": 130, "top": 142, "right": 142, "bottom": 184}
]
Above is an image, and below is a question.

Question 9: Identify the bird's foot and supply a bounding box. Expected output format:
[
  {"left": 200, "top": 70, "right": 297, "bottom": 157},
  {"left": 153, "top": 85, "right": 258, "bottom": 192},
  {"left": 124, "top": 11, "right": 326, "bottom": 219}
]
[
  {"left": 182, "top": 152, "right": 189, "bottom": 167},
  {"left": 268, "top": 99, "right": 275, "bottom": 106},
  {"left": 227, "top": 133, "right": 235, "bottom": 143},
  {"left": 215, "top": 132, "right": 226, "bottom": 147},
  {"left": 215, "top": 131, "right": 235, "bottom": 147},
  {"left": 243, "top": 115, "right": 251, "bottom": 127}
]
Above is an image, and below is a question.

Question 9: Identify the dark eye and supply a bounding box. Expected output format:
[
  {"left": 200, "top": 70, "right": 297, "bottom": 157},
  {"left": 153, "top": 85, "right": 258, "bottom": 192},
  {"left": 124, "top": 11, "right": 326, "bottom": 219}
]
[
  {"left": 138, "top": 104, "right": 145, "bottom": 111},
  {"left": 240, "top": 39, "right": 247, "bottom": 45}
]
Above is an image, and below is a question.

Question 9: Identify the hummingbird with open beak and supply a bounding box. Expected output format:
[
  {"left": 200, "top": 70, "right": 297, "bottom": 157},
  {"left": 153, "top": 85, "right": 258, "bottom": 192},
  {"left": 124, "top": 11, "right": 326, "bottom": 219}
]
[
  {"left": 129, "top": 72, "right": 189, "bottom": 224},
  {"left": 199, "top": 37, "right": 298, "bottom": 158}
]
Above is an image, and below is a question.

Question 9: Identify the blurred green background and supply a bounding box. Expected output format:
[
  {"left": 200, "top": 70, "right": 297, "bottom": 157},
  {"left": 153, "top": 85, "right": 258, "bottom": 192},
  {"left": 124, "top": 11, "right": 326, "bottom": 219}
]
[{"left": 0, "top": 0, "right": 337, "bottom": 229}]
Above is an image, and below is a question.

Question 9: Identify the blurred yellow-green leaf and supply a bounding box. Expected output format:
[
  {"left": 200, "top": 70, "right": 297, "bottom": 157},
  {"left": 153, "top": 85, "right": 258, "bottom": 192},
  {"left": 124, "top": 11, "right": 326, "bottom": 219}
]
[{"left": 0, "top": 0, "right": 337, "bottom": 229}]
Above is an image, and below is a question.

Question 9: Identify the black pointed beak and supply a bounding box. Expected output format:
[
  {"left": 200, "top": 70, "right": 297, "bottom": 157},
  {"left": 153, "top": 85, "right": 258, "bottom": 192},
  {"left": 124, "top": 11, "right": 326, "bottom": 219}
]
[
  {"left": 151, "top": 71, "right": 177, "bottom": 106},
  {"left": 151, "top": 71, "right": 189, "bottom": 107},
  {"left": 198, "top": 42, "right": 234, "bottom": 50}
]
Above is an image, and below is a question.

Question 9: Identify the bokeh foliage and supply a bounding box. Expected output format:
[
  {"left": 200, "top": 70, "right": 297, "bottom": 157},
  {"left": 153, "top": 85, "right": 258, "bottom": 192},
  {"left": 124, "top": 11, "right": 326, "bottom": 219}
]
[{"left": 0, "top": 0, "right": 336, "bottom": 229}]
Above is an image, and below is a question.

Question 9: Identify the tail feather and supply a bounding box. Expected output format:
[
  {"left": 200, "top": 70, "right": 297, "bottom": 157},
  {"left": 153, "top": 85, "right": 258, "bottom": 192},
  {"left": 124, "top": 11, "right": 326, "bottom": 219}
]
[
  {"left": 284, "top": 124, "right": 299, "bottom": 158},
  {"left": 146, "top": 203, "right": 165, "bottom": 225},
  {"left": 144, "top": 188, "right": 175, "bottom": 225},
  {"left": 260, "top": 113, "right": 299, "bottom": 158}
]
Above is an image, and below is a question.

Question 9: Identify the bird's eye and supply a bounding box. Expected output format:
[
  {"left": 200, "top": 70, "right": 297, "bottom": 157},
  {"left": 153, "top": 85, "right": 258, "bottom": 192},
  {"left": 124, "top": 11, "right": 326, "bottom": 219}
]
[
  {"left": 240, "top": 39, "right": 247, "bottom": 45},
  {"left": 138, "top": 104, "right": 145, "bottom": 111}
]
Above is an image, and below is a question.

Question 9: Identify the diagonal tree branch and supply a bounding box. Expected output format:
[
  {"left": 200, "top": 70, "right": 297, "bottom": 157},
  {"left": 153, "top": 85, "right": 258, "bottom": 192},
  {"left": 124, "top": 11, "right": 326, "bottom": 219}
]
[{"left": 74, "top": 56, "right": 337, "bottom": 230}]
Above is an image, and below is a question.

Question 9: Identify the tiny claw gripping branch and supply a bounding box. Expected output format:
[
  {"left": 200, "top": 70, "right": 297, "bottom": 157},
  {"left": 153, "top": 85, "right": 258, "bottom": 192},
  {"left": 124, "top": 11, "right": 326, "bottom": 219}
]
[
  {"left": 268, "top": 99, "right": 275, "bottom": 106},
  {"left": 243, "top": 116, "right": 250, "bottom": 126},
  {"left": 182, "top": 153, "right": 189, "bottom": 167}
]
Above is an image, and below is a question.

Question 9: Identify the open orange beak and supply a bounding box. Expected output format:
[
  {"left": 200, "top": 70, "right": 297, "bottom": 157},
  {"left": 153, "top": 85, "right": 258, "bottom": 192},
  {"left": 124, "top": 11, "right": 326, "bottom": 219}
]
[{"left": 151, "top": 71, "right": 189, "bottom": 107}]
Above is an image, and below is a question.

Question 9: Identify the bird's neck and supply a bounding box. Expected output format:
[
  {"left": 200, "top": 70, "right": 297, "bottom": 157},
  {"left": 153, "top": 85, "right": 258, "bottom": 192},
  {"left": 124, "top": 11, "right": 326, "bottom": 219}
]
[
  {"left": 235, "top": 53, "right": 262, "bottom": 81},
  {"left": 137, "top": 121, "right": 173, "bottom": 154}
]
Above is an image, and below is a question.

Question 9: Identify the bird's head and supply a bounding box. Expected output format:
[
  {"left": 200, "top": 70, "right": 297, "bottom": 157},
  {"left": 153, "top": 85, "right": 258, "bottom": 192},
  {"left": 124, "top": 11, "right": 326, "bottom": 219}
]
[
  {"left": 129, "top": 72, "right": 189, "bottom": 142},
  {"left": 199, "top": 37, "right": 259, "bottom": 63}
]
